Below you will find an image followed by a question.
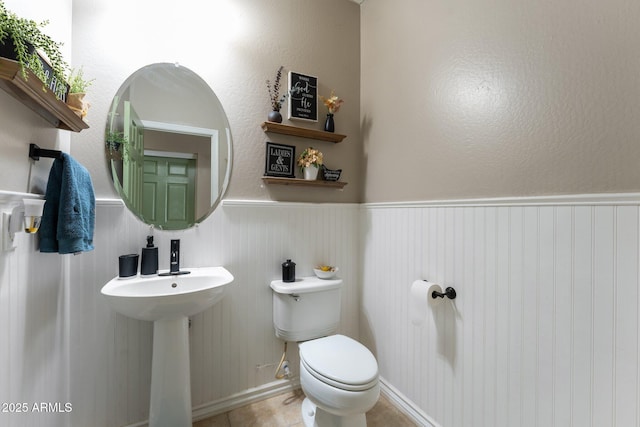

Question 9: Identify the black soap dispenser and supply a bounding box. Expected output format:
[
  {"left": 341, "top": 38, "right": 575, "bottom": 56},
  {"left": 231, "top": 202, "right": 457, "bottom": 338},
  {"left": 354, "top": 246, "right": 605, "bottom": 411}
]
[
  {"left": 140, "top": 235, "right": 159, "bottom": 276},
  {"left": 282, "top": 259, "right": 296, "bottom": 282}
]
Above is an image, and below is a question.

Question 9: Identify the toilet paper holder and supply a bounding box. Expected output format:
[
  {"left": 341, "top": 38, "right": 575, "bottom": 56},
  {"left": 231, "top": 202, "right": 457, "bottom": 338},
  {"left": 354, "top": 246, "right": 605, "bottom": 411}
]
[{"left": 427, "top": 282, "right": 457, "bottom": 300}]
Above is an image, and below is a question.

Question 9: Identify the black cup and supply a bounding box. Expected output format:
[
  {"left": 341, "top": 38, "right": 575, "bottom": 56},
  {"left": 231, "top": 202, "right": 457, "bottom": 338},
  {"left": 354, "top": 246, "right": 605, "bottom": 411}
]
[{"left": 119, "top": 254, "right": 139, "bottom": 278}]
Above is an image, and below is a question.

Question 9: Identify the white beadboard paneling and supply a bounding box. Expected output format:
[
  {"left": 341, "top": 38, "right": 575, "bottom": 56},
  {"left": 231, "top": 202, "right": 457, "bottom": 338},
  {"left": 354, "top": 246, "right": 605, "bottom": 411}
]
[
  {"left": 66, "top": 201, "right": 360, "bottom": 426},
  {"left": 614, "top": 206, "right": 638, "bottom": 426},
  {"left": 8, "top": 194, "right": 640, "bottom": 427},
  {"left": 0, "top": 201, "right": 68, "bottom": 427},
  {"left": 494, "top": 206, "right": 510, "bottom": 427},
  {"left": 553, "top": 207, "right": 573, "bottom": 427},
  {"left": 593, "top": 206, "right": 615, "bottom": 427},
  {"left": 572, "top": 206, "right": 594, "bottom": 427},
  {"left": 362, "top": 201, "right": 640, "bottom": 427}
]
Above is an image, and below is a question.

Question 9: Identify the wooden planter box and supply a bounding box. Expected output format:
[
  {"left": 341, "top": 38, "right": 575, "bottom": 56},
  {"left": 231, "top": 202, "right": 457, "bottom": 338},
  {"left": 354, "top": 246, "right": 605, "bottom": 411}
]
[{"left": 0, "top": 37, "right": 69, "bottom": 102}]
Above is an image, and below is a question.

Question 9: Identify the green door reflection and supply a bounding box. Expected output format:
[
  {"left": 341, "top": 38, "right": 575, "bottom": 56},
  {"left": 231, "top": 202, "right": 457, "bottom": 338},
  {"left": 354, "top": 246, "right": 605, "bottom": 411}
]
[{"left": 143, "top": 156, "right": 196, "bottom": 229}]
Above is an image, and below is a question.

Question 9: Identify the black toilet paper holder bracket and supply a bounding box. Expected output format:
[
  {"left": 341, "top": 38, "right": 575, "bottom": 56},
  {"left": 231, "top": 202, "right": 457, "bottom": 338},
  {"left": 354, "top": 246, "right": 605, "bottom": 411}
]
[{"left": 431, "top": 286, "right": 457, "bottom": 300}]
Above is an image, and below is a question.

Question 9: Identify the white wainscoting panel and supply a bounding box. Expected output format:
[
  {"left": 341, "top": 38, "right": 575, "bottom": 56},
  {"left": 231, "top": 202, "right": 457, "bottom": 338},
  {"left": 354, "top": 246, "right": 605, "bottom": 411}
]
[
  {"left": 361, "top": 202, "right": 640, "bottom": 427},
  {"left": 68, "top": 200, "right": 360, "bottom": 426},
  {"left": 9, "top": 194, "right": 638, "bottom": 427},
  {"left": 0, "top": 199, "right": 68, "bottom": 427}
]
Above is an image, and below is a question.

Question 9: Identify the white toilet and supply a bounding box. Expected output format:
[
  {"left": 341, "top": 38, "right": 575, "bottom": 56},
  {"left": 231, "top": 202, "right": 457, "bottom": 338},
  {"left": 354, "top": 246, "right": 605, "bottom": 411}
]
[{"left": 271, "top": 276, "right": 380, "bottom": 427}]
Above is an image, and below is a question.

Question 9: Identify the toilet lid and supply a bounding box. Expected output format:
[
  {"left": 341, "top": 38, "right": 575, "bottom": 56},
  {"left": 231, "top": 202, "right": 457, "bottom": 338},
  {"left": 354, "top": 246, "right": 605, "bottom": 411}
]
[{"left": 299, "top": 335, "right": 378, "bottom": 390}]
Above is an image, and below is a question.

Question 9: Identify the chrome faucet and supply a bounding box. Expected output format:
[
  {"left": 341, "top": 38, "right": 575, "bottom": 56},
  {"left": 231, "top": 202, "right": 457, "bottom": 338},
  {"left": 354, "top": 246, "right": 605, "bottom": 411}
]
[{"left": 170, "top": 239, "right": 180, "bottom": 274}]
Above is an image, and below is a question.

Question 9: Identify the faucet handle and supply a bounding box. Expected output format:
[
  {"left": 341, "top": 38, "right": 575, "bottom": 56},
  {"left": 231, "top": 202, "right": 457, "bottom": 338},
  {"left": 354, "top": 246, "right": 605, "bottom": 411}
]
[
  {"left": 170, "top": 239, "right": 180, "bottom": 273},
  {"left": 157, "top": 239, "right": 190, "bottom": 276}
]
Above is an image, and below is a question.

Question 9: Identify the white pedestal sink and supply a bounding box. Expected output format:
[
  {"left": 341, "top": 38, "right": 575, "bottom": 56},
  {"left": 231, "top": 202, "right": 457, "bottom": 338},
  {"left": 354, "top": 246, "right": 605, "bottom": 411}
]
[{"left": 101, "top": 266, "right": 234, "bottom": 427}]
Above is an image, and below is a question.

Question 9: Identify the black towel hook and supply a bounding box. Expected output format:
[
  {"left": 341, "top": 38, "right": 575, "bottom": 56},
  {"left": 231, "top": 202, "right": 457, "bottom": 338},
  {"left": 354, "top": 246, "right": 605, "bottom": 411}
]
[
  {"left": 29, "top": 143, "right": 63, "bottom": 161},
  {"left": 432, "top": 287, "right": 457, "bottom": 300}
]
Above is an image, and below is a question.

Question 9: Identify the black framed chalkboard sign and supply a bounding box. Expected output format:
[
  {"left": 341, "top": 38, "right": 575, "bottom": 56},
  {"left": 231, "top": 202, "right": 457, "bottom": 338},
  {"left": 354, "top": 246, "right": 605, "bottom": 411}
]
[
  {"left": 288, "top": 71, "right": 318, "bottom": 122},
  {"left": 265, "top": 142, "right": 296, "bottom": 178}
]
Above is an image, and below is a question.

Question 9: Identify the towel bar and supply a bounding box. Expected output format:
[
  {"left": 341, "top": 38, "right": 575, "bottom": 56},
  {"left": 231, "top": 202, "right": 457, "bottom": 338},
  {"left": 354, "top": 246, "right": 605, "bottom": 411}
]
[{"left": 29, "top": 143, "right": 62, "bottom": 161}]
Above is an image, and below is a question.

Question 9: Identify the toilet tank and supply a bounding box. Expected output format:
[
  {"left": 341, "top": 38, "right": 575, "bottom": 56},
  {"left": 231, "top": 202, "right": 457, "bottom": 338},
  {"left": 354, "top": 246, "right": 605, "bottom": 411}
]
[{"left": 270, "top": 276, "right": 343, "bottom": 341}]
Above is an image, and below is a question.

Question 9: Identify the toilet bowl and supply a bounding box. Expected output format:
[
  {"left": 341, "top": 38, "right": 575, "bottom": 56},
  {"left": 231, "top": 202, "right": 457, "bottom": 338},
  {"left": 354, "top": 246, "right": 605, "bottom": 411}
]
[
  {"left": 270, "top": 277, "right": 380, "bottom": 426},
  {"left": 299, "top": 334, "right": 380, "bottom": 426}
]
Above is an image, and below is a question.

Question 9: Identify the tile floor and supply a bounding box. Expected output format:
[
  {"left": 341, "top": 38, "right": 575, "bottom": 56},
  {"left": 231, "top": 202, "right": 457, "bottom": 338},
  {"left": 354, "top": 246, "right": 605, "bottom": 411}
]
[{"left": 193, "top": 389, "right": 417, "bottom": 427}]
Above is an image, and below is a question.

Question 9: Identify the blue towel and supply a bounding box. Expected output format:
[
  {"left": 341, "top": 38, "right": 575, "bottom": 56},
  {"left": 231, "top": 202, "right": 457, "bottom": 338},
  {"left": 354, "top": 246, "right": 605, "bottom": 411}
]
[{"left": 40, "top": 153, "right": 95, "bottom": 254}]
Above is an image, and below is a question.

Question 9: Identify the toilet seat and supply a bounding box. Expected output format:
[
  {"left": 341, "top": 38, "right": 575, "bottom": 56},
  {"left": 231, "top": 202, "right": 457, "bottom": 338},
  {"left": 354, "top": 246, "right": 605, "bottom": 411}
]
[{"left": 299, "top": 335, "right": 378, "bottom": 392}]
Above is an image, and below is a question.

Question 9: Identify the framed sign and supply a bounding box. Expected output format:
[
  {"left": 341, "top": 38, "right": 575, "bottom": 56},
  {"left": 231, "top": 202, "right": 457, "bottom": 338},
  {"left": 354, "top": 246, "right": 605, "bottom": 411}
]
[
  {"left": 288, "top": 71, "right": 318, "bottom": 122},
  {"left": 265, "top": 142, "right": 296, "bottom": 178}
]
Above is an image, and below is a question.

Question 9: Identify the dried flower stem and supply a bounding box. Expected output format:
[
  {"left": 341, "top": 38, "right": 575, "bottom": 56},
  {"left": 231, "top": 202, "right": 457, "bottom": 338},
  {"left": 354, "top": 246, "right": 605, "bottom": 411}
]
[{"left": 266, "top": 65, "right": 287, "bottom": 111}]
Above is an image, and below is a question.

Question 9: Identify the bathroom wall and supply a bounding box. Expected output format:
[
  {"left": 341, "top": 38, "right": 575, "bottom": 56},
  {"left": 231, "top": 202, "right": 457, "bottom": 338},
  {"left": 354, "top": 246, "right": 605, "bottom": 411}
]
[
  {"left": 361, "top": 0, "right": 640, "bottom": 202},
  {"left": 0, "top": 1, "right": 72, "bottom": 427},
  {"left": 362, "top": 197, "right": 640, "bottom": 426},
  {"left": 0, "top": 0, "right": 362, "bottom": 426},
  {"left": 69, "top": 201, "right": 360, "bottom": 426},
  {"left": 0, "top": 196, "right": 68, "bottom": 427},
  {"left": 0, "top": 0, "right": 72, "bottom": 194},
  {"left": 65, "top": 0, "right": 361, "bottom": 424},
  {"left": 0, "top": 197, "right": 360, "bottom": 427},
  {"left": 7, "top": 0, "right": 639, "bottom": 426},
  {"left": 360, "top": 0, "right": 640, "bottom": 426},
  {"left": 71, "top": 0, "right": 363, "bottom": 203}
]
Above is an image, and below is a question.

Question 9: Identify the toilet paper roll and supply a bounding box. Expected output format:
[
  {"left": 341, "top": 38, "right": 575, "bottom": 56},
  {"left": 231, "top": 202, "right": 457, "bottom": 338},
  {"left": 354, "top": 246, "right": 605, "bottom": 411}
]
[
  {"left": 428, "top": 284, "right": 444, "bottom": 308},
  {"left": 410, "top": 280, "right": 443, "bottom": 325}
]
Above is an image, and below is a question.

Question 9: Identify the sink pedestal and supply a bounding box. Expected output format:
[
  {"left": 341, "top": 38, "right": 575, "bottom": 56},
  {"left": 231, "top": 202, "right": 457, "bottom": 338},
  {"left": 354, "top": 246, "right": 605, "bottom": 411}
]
[
  {"left": 149, "top": 316, "right": 191, "bottom": 427},
  {"left": 100, "top": 267, "right": 234, "bottom": 427}
]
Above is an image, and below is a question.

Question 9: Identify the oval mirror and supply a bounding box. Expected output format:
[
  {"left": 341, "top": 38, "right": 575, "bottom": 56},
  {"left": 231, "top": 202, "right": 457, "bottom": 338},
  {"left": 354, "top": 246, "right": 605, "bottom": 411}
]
[{"left": 105, "top": 63, "right": 232, "bottom": 230}]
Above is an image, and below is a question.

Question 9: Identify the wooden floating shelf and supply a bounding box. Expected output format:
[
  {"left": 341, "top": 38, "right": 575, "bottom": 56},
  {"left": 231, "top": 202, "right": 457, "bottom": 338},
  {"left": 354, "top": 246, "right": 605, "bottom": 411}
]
[
  {"left": 262, "top": 177, "right": 348, "bottom": 189},
  {"left": 0, "top": 57, "right": 89, "bottom": 132},
  {"left": 261, "top": 121, "right": 346, "bottom": 143}
]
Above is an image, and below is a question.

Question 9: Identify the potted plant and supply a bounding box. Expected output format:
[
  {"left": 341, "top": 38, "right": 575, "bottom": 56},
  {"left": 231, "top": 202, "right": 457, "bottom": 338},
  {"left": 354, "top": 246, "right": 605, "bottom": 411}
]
[
  {"left": 66, "top": 66, "right": 94, "bottom": 119},
  {"left": 265, "top": 65, "right": 287, "bottom": 123},
  {"left": 105, "top": 131, "right": 128, "bottom": 158},
  {"left": 319, "top": 90, "right": 344, "bottom": 133},
  {"left": 297, "top": 147, "right": 323, "bottom": 180},
  {"left": 0, "top": 0, "right": 69, "bottom": 100}
]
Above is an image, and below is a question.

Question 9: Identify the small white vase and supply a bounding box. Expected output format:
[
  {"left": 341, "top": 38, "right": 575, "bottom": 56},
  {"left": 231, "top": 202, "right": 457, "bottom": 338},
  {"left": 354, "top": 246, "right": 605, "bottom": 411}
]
[{"left": 303, "top": 165, "right": 319, "bottom": 180}]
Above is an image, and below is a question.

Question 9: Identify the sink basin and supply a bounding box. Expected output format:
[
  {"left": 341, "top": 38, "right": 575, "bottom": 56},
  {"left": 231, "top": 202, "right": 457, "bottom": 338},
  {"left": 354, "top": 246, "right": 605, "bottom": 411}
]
[
  {"left": 101, "top": 266, "right": 234, "bottom": 321},
  {"left": 100, "top": 266, "right": 234, "bottom": 427}
]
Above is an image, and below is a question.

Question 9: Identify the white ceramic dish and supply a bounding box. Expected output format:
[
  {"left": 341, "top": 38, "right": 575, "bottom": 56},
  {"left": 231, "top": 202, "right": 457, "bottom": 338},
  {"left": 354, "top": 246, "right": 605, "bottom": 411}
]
[{"left": 313, "top": 267, "right": 338, "bottom": 279}]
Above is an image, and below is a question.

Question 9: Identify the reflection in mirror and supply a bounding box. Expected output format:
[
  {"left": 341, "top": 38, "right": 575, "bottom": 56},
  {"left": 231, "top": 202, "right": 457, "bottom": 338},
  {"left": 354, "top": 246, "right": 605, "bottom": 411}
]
[{"left": 106, "top": 63, "right": 232, "bottom": 230}]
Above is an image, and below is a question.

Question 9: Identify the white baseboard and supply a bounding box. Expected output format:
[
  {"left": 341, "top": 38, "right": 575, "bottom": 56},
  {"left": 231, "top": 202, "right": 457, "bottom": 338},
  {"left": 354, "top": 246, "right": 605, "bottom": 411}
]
[
  {"left": 379, "top": 377, "right": 439, "bottom": 427},
  {"left": 123, "top": 379, "right": 300, "bottom": 427},
  {"left": 191, "top": 378, "right": 300, "bottom": 421},
  {"left": 193, "top": 377, "right": 436, "bottom": 426},
  {"left": 124, "top": 377, "right": 433, "bottom": 427}
]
